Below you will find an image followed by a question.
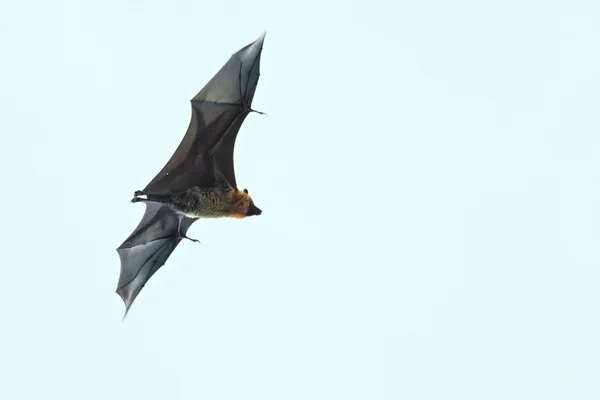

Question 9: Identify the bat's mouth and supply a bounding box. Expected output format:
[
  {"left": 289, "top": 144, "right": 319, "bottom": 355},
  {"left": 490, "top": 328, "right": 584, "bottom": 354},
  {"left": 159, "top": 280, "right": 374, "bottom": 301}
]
[{"left": 246, "top": 203, "right": 262, "bottom": 217}]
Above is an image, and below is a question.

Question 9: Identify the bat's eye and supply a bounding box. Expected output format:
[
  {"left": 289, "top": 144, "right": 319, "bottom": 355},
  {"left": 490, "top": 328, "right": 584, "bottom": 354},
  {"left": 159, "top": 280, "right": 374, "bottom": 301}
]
[{"left": 243, "top": 189, "right": 248, "bottom": 194}]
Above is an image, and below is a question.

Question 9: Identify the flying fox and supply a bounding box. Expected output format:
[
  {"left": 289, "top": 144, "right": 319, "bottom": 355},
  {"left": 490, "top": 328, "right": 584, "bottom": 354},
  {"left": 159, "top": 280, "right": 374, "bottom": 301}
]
[{"left": 115, "top": 33, "right": 266, "bottom": 316}]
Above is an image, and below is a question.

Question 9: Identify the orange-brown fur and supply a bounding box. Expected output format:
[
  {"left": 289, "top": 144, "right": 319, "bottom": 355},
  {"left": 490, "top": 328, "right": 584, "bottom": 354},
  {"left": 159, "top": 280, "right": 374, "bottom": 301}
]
[{"left": 227, "top": 189, "right": 251, "bottom": 219}]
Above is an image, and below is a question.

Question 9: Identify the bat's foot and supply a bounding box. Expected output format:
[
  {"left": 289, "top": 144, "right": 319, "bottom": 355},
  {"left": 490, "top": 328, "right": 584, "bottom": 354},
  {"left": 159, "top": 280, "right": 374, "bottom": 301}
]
[
  {"left": 183, "top": 235, "right": 200, "bottom": 244},
  {"left": 131, "top": 190, "right": 148, "bottom": 203}
]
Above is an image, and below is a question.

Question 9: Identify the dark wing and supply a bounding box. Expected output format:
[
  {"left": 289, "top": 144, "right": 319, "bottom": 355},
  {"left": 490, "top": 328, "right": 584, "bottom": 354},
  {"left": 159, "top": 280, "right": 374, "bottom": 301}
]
[
  {"left": 143, "top": 33, "right": 265, "bottom": 195},
  {"left": 116, "top": 202, "right": 197, "bottom": 316}
]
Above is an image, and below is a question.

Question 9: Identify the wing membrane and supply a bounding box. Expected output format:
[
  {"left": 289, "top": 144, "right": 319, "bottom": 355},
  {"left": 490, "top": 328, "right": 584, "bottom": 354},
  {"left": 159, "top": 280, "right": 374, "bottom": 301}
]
[{"left": 143, "top": 34, "right": 265, "bottom": 194}]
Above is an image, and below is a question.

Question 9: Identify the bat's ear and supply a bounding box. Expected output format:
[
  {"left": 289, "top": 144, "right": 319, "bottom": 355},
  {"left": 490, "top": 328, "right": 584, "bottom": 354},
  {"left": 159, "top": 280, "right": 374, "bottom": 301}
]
[{"left": 243, "top": 188, "right": 248, "bottom": 194}]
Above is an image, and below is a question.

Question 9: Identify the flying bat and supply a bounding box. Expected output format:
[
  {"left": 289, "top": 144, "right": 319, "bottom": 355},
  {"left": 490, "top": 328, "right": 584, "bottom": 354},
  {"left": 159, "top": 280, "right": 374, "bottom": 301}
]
[{"left": 115, "top": 33, "right": 266, "bottom": 316}]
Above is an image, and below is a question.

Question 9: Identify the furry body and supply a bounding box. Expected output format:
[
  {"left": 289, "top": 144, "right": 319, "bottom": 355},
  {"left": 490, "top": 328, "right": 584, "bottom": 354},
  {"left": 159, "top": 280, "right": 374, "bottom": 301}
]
[
  {"left": 132, "top": 186, "right": 254, "bottom": 220},
  {"left": 170, "top": 187, "right": 250, "bottom": 219}
]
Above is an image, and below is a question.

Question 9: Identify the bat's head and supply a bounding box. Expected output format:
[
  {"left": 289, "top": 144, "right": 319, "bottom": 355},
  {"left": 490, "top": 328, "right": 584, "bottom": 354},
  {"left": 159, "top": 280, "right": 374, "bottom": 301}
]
[{"left": 243, "top": 188, "right": 262, "bottom": 217}]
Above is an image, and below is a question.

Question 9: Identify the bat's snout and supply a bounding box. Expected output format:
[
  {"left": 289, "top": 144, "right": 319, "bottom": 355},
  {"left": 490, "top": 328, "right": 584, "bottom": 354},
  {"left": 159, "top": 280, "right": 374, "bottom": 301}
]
[{"left": 246, "top": 203, "right": 262, "bottom": 217}]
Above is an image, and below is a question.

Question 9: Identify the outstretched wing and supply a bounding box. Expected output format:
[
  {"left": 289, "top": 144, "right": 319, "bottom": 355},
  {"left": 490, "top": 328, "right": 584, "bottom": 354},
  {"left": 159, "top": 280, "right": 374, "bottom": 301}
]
[
  {"left": 143, "top": 33, "right": 265, "bottom": 195},
  {"left": 116, "top": 202, "right": 197, "bottom": 316}
]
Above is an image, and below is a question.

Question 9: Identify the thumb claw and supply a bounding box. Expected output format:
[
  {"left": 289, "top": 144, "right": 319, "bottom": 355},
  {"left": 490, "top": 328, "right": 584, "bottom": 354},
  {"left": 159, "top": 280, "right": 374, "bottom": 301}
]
[{"left": 250, "top": 108, "right": 267, "bottom": 115}]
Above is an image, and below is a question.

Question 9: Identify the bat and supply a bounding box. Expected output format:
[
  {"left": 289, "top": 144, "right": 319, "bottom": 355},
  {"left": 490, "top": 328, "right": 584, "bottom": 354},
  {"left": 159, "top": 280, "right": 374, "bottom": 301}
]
[{"left": 115, "top": 33, "right": 266, "bottom": 316}]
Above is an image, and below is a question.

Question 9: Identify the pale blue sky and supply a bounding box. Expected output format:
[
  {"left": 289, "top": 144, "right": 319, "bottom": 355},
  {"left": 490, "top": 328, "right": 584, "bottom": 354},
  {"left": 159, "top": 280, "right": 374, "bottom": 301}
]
[{"left": 1, "top": 0, "right": 600, "bottom": 398}]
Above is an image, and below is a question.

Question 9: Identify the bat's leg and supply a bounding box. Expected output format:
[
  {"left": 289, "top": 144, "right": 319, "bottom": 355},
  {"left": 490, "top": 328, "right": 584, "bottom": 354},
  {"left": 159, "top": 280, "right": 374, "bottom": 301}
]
[
  {"left": 145, "top": 194, "right": 172, "bottom": 202},
  {"left": 131, "top": 193, "right": 172, "bottom": 204},
  {"left": 176, "top": 216, "right": 200, "bottom": 244}
]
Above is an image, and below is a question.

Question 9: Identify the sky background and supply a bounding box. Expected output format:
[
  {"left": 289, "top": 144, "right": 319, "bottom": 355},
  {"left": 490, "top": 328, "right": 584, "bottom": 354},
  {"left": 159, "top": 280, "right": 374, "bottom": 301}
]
[{"left": 1, "top": 0, "right": 600, "bottom": 398}]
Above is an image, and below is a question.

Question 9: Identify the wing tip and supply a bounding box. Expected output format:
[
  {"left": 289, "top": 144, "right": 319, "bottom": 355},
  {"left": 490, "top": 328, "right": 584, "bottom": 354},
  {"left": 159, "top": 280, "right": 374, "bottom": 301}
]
[
  {"left": 254, "top": 31, "right": 266, "bottom": 50},
  {"left": 116, "top": 288, "right": 135, "bottom": 320},
  {"left": 237, "top": 32, "right": 266, "bottom": 58}
]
